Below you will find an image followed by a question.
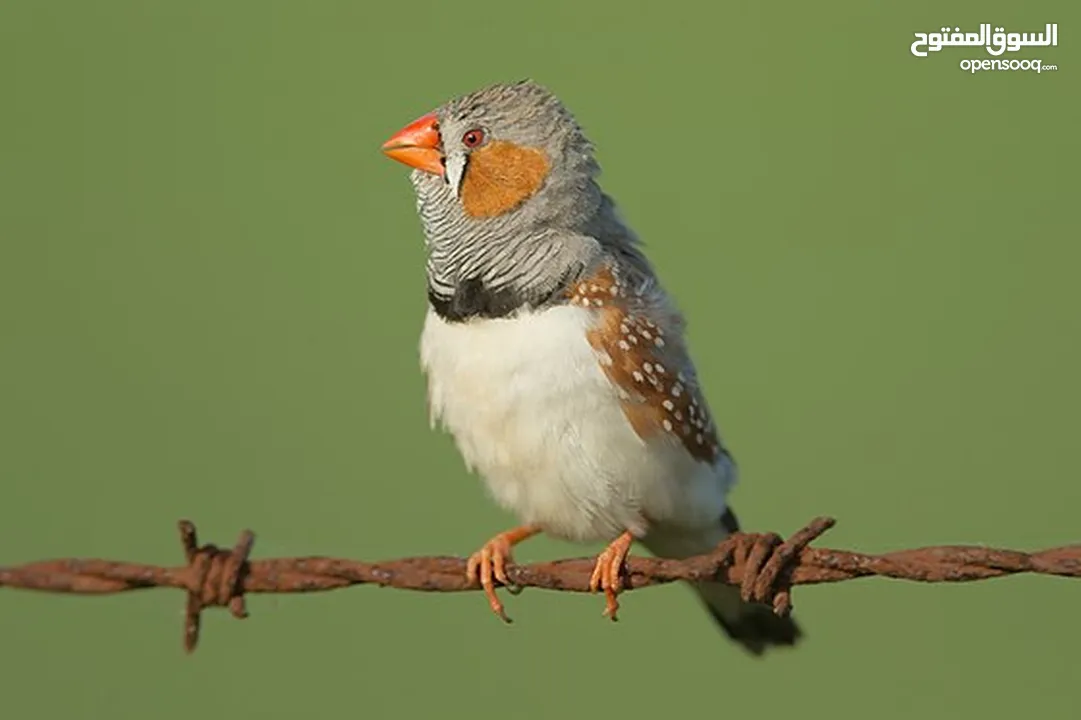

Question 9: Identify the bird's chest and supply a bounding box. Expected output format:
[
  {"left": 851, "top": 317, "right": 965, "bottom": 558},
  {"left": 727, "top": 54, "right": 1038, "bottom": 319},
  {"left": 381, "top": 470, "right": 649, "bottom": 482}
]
[{"left": 418, "top": 305, "right": 655, "bottom": 540}]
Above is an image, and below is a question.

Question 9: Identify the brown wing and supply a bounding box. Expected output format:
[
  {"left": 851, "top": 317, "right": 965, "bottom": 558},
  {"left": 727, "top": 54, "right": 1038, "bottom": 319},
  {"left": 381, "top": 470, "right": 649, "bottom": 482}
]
[{"left": 566, "top": 263, "right": 726, "bottom": 465}]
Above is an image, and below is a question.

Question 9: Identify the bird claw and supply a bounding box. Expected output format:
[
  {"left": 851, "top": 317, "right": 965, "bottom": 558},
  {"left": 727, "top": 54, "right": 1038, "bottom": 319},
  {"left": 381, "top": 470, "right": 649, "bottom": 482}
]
[
  {"left": 588, "top": 531, "right": 635, "bottom": 621},
  {"left": 466, "top": 537, "right": 516, "bottom": 623},
  {"left": 465, "top": 525, "right": 541, "bottom": 623}
]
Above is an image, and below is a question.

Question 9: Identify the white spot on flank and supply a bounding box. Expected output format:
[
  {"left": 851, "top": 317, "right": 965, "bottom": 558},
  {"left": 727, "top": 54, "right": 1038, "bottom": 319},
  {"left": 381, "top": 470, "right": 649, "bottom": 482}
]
[
  {"left": 632, "top": 371, "right": 644, "bottom": 383},
  {"left": 696, "top": 433, "right": 703, "bottom": 444},
  {"left": 654, "top": 363, "right": 665, "bottom": 374},
  {"left": 641, "top": 330, "right": 652, "bottom": 340},
  {"left": 671, "top": 384, "right": 682, "bottom": 397},
  {"left": 618, "top": 340, "right": 630, "bottom": 351},
  {"left": 654, "top": 337, "right": 665, "bottom": 348},
  {"left": 592, "top": 298, "right": 603, "bottom": 307},
  {"left": 662, "top": 400, "right": 674, "bottom": 411},
  {"left": 643, "top": 362, "right": 653, "bottom": 374},
  {"left": 628, "top": 335, "right": 638, "bottom": 345},
  {"left": 662, "top": 419, "right": 673, "bottom": 431}
]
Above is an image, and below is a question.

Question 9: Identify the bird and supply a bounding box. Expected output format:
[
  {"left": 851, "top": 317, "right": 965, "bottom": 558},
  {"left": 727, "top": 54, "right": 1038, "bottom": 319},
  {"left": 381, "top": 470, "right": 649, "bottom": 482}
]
[{"left": 380, "top": 79, "right": 802, "bottom": 655}]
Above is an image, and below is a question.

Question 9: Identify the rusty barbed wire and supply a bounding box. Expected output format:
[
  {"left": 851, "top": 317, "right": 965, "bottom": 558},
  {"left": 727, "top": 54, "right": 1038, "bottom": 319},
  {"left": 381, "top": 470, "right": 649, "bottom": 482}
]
[{"left": 2, "top": 516, "right": 1079, "bottom": 653}]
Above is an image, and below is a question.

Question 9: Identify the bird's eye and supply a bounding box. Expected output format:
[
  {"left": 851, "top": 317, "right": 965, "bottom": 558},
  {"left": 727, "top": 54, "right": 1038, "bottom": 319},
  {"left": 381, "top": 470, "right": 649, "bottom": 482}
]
[{"left": 462, "top": 128, "right": 485, "bottom": 148}]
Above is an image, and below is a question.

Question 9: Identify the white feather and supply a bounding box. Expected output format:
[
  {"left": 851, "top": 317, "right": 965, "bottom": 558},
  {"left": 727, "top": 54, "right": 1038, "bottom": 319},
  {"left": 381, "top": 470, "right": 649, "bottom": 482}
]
[
  {"left": 419, "top": 304, "right": 734, "bottom": 543},
  {"left": 443, "top": 153, "right": 467, "bottom": 199}
]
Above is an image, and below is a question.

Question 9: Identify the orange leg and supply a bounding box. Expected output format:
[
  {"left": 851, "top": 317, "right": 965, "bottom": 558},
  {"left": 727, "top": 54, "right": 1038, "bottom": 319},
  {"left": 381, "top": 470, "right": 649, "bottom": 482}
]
[
  {"left": 589, "top": 531, "right": 635, "bottom": 620},
  {"left": 466, "top": 525, "right": 542, "bottom": 622}
]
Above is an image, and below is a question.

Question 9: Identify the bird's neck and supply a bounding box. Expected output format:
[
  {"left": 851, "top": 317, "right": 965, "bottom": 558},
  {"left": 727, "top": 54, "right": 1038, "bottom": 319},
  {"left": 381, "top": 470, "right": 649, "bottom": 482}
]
[
  {"left": 424, "top": 227, "right": 597, "bottom": 323},
  {"left": 414, "top": 173, "right": 627, "bottom": 323}
]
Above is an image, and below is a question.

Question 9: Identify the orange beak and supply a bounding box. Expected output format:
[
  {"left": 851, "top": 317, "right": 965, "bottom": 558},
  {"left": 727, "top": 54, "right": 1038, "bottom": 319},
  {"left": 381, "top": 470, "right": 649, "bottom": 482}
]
[{"left": 381, "top": 112, "right": 444, "bottom": 176}]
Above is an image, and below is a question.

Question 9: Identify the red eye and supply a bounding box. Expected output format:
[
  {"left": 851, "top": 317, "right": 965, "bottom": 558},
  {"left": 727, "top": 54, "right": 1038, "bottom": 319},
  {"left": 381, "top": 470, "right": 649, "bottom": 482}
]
[{"left": 462, "top": 128, "right": 485, "bottom": 148}]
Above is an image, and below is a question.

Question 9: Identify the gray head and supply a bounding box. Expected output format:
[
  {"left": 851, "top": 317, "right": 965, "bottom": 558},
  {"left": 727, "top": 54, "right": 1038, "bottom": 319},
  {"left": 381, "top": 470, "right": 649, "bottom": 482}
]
[{"left": 382, "top": 80, "right": 634, "bottom": 322}]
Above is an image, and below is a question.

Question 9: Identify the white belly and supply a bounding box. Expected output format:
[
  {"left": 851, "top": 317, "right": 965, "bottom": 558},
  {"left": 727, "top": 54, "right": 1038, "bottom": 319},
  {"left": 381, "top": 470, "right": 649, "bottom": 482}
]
[{"left": 419, "top": 304, "right": 732, "bottom": 543}]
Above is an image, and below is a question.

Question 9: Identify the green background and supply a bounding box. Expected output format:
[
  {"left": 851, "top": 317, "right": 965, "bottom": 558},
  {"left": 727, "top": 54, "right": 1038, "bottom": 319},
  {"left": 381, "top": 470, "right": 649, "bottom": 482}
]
[{"left": 1, "top": 1, "right": 1078, "bottom": 718}]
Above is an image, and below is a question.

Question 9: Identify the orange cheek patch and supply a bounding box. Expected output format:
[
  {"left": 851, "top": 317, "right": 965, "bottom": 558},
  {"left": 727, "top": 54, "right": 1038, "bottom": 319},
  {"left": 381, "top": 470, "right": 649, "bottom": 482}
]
[{"left": 460, "top": 141, "right": 550, "bottom": 218}]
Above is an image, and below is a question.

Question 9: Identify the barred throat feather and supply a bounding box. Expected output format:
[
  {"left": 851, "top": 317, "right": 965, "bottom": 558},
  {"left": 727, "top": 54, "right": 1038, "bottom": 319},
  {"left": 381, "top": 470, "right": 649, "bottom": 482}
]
[{"left": 413, "top": 168, "right": 600, "bottom": 323}]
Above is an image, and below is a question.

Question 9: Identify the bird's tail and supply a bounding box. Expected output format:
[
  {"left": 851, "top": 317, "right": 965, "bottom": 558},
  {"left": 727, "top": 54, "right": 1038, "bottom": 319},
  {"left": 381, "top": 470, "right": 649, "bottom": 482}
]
[
  {"left": 643, "top": 507, "right": 803, "bottom": 656},
  {"left": 693, "top": 579, "right": 802, "bottom": 656}
]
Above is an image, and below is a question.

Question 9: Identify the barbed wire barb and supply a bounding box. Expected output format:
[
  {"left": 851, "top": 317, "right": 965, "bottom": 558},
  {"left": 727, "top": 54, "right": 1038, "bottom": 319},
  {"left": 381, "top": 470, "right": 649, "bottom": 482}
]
[{"left": 2, "top": 516, "right": 1079, "bottom": 653}]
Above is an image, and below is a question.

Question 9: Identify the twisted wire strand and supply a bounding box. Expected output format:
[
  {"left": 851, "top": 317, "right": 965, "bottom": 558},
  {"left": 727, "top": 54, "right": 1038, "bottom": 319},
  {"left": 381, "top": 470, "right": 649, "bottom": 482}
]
[{"left": 3, "top": 516, "right": 1079, "bottom": 652}]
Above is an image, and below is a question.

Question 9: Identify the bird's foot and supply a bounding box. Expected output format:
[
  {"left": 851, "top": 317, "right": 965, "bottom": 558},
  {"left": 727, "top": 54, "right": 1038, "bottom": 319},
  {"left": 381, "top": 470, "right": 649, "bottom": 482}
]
[
  {"left": 589, "top": 531, "right": 635, "bottom": 620},
  {"left": 465, "top": 525, "right": 541, "bottom": 623}
]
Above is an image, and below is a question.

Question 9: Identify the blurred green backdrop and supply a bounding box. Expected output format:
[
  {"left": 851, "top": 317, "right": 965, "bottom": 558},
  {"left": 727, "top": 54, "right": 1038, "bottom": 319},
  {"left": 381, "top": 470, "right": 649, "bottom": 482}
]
[{"left": 1, "top": 1, "right": 1078, "bottom": 718}]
